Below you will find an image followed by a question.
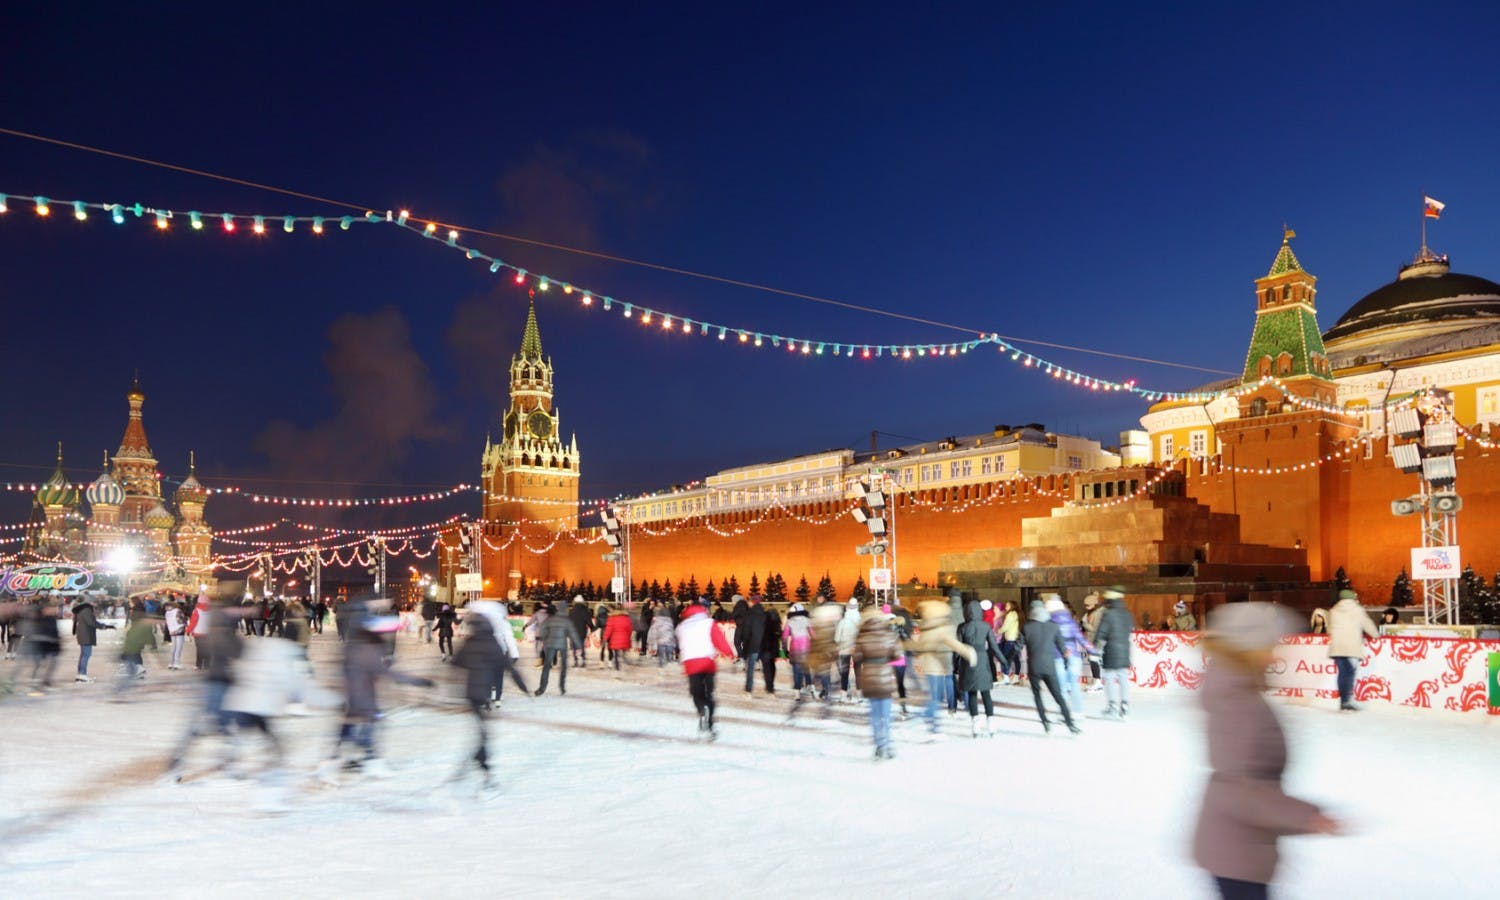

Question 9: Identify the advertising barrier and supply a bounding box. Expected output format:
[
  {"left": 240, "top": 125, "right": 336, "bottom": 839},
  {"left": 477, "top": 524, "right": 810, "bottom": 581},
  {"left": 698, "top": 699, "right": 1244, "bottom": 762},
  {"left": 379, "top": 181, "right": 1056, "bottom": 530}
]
[{"left": 1126, "top": 630, "right": 1500, "bottom": 715}]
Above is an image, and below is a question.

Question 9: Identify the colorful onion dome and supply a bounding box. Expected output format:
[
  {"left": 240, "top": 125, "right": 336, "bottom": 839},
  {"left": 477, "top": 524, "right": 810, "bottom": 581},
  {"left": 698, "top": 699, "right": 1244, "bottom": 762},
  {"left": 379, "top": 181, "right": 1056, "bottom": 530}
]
[
  {"left": 144, "top": 501, "right": 175, "bottom": 529},
  {"left": 86, "top": 469, "right": 125, "bottom": 508},
  {"left": 175, "top": 451, "right": 208, "bottom": 506},
  {"left": 36, "top": 444, "right": 80, "bottom": 508}
]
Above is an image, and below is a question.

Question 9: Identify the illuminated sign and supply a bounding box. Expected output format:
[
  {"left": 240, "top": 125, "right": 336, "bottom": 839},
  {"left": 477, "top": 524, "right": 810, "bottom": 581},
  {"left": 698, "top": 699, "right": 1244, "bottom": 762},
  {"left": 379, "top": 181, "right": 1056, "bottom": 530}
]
[
  {"left": 0, "top": 564, "right": 95, "bottom": 597},
  {"left": 1410, "top": 546, "right": 1462, "bottom": 580}
]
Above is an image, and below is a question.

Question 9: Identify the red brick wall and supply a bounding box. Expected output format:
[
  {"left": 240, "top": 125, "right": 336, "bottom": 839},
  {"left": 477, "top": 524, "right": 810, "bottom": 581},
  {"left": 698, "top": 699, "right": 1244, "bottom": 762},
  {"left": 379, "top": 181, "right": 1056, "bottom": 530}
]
[{"left": 541, "top": 445, "right": 1500, "bottom": 605}]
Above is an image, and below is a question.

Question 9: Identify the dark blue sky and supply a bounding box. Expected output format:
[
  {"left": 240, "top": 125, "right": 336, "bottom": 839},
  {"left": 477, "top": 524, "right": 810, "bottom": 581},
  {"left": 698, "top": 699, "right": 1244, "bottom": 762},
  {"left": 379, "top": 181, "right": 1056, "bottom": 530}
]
[{"left": 4, "top": 4, "right": 1500, "bottom": 534}]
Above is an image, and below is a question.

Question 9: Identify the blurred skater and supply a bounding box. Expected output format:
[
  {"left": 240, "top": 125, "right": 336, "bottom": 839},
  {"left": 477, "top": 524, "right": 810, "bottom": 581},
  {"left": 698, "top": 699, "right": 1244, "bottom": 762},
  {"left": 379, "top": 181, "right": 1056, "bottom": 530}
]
[
  {"left": 647, "top": 604, "right": 676, "bottom": 671},
  {"left": 675, "top": 597, "right": 734, "bottom": 739},
  {"left": 1045, "top": 595, "right": 1091, "bottom": 719},
  {"left": 854, "top": 603, "right": 900, "bottom": 759},
  {"left": 1195, "top": 602, "right": 1343, "bottom": 899},
  {"left": 906, "top": 600, "right": 974, "bottom": 739},
  {"left": 320, "top": 597, "right": 433, "bottom": 782},
  {"left": 434, "top": 603, "right": 457, "bottom": 662},
  {"left": 603, "top": 604, "right": 634, "bottom": 672},
  {"left": 451, "top": 600, "right": 532, "bottom": 789},
  {"left": 834, "top": 598, "right": 862, "bottom": 702}
]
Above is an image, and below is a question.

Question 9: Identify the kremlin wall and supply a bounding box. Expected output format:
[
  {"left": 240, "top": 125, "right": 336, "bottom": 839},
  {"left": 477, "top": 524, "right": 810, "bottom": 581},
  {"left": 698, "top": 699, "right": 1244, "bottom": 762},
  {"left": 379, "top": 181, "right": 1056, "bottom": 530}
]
[{"left": 469, "top": 232, "right": 1500, "bottom": 624}]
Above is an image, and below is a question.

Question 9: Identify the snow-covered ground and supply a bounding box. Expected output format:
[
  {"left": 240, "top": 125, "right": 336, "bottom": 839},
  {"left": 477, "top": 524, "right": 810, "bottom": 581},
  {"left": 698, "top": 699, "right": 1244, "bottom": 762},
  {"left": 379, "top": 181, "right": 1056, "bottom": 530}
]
[{"left": 2, "top": 630, "right": 1495, "bottom": 899}]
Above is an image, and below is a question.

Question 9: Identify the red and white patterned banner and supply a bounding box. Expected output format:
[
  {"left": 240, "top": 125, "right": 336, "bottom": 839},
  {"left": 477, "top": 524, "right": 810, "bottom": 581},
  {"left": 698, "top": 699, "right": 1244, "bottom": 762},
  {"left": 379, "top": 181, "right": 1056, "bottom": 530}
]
[{"left": 1127, "top": 630, "right": 1500, "bottom": 715}]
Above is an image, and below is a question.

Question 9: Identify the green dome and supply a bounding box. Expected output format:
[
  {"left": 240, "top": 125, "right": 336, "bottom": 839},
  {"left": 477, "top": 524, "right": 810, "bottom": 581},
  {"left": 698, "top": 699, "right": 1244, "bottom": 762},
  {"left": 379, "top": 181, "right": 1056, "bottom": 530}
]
[{"left": 36, "top": 448, "right": 80, "bottom": 508}]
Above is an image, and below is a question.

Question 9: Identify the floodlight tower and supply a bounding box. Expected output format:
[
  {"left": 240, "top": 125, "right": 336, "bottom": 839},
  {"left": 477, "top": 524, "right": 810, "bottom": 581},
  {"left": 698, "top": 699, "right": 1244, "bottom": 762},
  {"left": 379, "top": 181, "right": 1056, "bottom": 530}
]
[
  {"left": 851, "top": 468, "right": 897, "bottom": 607},
  {"left": 600, "top": 506, "right": 632, "bottom": 604},
  {"left": 1388, "top": 390, "right": 1461, "bottom": 624}
]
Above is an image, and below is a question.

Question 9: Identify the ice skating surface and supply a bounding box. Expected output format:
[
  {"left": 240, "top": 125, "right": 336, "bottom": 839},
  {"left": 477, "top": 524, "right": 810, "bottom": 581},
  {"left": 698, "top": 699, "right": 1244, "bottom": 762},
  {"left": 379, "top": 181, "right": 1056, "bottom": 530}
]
[{"left": 2, "top": 633, "right": 1496, "bottom": 899}]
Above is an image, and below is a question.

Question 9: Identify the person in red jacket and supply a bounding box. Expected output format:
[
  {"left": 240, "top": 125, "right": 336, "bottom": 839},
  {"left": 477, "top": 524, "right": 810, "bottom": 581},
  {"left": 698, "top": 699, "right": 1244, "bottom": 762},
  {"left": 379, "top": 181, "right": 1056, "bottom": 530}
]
[
  {"left": 602, "top": 606, "right": 635, "bottom": 671},
  {"left": 674, "top": 598, "right": 735, "bottom": 740}
]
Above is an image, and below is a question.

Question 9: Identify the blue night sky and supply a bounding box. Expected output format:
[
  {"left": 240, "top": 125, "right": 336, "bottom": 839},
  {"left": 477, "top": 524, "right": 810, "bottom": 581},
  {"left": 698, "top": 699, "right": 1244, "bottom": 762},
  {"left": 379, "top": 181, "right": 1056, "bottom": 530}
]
[{"left": 4, "top": 4, "right": 1500, "bottom": 531}]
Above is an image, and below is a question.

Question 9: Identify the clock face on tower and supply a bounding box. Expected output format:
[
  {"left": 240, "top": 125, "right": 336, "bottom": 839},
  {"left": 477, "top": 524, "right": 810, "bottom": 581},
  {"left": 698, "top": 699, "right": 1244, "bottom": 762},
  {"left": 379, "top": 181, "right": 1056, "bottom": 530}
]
[{"left": 528, "top": 410, "right": 554, "bottom": 439}]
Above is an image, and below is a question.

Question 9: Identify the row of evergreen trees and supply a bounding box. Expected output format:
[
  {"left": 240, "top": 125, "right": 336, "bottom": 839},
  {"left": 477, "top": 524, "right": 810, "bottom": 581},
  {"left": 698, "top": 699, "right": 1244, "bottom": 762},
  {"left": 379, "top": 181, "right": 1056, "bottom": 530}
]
[{"left": 517, "top": 572, "right": 873, "bottom": 607}]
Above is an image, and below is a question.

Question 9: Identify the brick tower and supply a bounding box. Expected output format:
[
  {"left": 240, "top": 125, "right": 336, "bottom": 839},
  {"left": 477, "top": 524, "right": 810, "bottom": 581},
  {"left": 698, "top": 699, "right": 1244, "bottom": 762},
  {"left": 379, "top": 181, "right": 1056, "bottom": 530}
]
[
  {"left": 1216, "top": 230, "right": 1359, "bottom": 578},
  {"left": 479, "top": 303, "right": 580, "bottom": 596}
]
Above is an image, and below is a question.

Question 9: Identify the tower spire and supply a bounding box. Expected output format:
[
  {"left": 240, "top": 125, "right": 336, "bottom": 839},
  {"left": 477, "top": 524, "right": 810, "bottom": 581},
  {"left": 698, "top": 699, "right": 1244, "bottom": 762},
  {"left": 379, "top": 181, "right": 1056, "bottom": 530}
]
[{"left": 520, "top": 302, "right": 543, "bottom": 359}]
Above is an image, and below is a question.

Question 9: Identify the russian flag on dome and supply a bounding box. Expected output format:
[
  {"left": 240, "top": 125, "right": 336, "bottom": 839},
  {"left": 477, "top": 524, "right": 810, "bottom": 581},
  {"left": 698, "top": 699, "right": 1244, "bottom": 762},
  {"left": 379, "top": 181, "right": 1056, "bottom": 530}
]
[{"left": 1424, "top": 195, "right": 1446, "bottom": 219}]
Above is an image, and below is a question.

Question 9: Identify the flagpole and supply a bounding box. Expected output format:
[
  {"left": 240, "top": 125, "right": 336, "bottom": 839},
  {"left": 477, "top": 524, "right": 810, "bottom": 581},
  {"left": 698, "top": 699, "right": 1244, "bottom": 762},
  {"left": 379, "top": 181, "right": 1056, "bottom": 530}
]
[{"left": 1421, "top": 193, "right": 1427, "bottom": 256}]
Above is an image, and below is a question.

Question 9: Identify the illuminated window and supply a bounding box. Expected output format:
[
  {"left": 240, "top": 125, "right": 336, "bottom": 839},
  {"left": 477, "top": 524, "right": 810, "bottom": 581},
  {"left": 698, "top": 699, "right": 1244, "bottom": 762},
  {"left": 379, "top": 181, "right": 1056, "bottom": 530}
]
[
  {"left": 1067, "top": 455, "right": 1083, "bottom": 469},
  {"left": 961, "top": 459, "right": 973, "bottom": 477},
  {"left": 1478, "top": 385, "right": 1500, "bottom": 425},
  {"left": 981, "top": 456, "right": 993, "bottom": 475},
  {"left": 1160, "top": 435, "right": 1175, "bottom": 461},
  {"left": 1190, "top": 430, "right": 1208, "bottom": 457}
]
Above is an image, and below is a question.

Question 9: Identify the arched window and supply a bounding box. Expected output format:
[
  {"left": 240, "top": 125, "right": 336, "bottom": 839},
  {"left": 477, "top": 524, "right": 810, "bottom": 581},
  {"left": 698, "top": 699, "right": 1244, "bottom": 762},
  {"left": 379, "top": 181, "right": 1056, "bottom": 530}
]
[
  {"left": 1250, "top": 397, "right": 1268, "bottom": 417},
  {"left": 1276, "top": 352, "right": 1294, "bottom": 375},
  {"left": 1257, "top": 356, "right": 1273, "bottom": 378}
]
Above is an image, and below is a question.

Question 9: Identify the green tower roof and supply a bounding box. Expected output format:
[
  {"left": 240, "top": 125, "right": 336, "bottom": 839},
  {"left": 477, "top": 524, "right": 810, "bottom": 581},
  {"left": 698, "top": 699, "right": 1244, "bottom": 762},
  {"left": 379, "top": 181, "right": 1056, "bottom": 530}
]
[{"left": 520, "top": 303, "right": 543, "bottom": 359}]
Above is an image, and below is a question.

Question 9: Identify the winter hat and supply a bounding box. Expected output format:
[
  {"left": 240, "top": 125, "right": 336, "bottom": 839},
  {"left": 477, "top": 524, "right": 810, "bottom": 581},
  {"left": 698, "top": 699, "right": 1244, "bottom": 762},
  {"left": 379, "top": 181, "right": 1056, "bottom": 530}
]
[
  {"left": 1029, "top": 604, "right": 1050, "bottom": 622},
  {"left": 789, "top": 602, "right": 805, "bottom": 613},
  {"left": 732, "top": 594, "right": 745, "bottom": 603},
  {"left": 1102, "top": 586, "right": 1125, "bottom": 600},
  {"left": 573, "top": 594, "right": 584, "bottom": 604},
  {"left": 1174, "top": 601, "right": 1188, "bottom": 613},
  {"left": 1206, "top": 602, "right": 1293, "bottom": 652},
  {"left": 980, "top": 600, "right": 993, "bottom": 612},
  {"left": 846, "top": 598, "right": 860, "bottom": 610},
  {"left": 881, "top": 604, "right": 892, "bottom": 615},
  {"left": 1337, "top": 588, "right": 1358, "bottom": 602},
  {"left": 1042, "top": 594, "right": 1065, "bottom": 613}
]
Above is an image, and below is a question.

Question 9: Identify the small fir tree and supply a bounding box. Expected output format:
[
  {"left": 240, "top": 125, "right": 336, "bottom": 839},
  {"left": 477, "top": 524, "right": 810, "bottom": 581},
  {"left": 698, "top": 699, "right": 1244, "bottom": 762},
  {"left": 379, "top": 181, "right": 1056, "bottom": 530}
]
[
  {"left": 795, "top": 575, "right": 812, "bottom": 605},
  {"left": 764, "top": 573, "right": 785, "bottom": 603},
  {"left": 851, "top": 575, "right": 869, "bottom": 602},
  {"left": 748, "top": 573, "right": 761, "bottom": 597},
  {"left": 685, "top": 575, "right": 701, "bottom": 602},
  {"left": 817, "top": 573, "right": 835, "bottom": 601}
]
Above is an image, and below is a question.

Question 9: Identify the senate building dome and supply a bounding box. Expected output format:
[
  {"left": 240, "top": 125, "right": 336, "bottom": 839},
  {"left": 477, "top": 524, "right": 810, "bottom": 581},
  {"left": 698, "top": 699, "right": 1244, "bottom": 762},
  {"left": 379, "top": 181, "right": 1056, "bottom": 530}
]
[{"left": 1322, "top": 255, "right": 1500, "bottom": 354}]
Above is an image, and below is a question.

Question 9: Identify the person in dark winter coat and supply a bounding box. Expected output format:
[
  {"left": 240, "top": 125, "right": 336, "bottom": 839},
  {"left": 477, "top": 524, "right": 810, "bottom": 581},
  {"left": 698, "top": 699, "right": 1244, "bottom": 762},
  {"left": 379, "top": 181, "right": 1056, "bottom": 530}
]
[
  {"left": 1194, "top": 603, "right": 1342, "bottom": 898},
  {"left": 72, "top": 597, "right": 114, "bottom": 682},
  {"left": 730, "top": 593, "right": 750, "bottom": 662},
  {"left": 1093, "top": 587, "right": 1135, "bottom": 718},
  {"left": 20, "top": 598, "right": 64, "bottom": 694},
  {"left": 451, "top": 601, "right": 532, "bottom": 787},
  {"left": 434, "top": 604, "right": 458, "bottom": 661},
  {"left": 958, "top": 599, "right": 1002, "bottom": 737},
  {"left": 738, "top": 594, "right": 768, "bottom": 694},
  {"left": 536, "top": 604, "right": 582, "bottom": 695},
  {"left": 567, "top": 596, "right": 593, "bottom": 666},
  {"left": 419, "top": 597, "right": 438, "bottom": 643},
  {"left": 759, "top": 604, "right": 781, "bottom": 695},
  {"left": 1021, "top": 602, "right": 1079, "bottom": 734},
  {"left": 854, "top": 607, "right": 901, "bottom": 759}
]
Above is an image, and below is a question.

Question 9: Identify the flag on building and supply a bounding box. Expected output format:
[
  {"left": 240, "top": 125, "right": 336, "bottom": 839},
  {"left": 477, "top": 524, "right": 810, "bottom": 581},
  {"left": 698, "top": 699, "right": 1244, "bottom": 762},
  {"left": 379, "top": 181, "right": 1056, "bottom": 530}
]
[{"left": 1424, "top": 196, "right": 1446, "bottom": 219}]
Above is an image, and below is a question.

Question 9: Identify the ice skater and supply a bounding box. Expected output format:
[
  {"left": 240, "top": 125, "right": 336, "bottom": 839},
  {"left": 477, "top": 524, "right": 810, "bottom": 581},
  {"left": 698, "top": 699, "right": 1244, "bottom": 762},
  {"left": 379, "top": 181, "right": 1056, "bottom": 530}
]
[
  {"left": 675, "top": 597, "right": 734, "bottom": 739},
  {"left": 905, "top": 600, "right": 974, "bottom": 739},
  {"left": 1194, "top": 602, "right": 1342, "bottom": 899},
  {"left": 1327, "top": 588, "right": 1378, "bottom": 711},
  {"left": 1021, "top": 601, "right": 1079, "bottom": 734},
  {"left": 854, "top": 604, "right": 900, "bottom": 759},
  {"left": 451, "top": 601, "right": 532, "bottom": 791},
  {"left": 320, "top": 597, "right": 434, "bottom": 782},
  {"left": 1092, "top": 587, "right": 1134, "bottom": 718}
]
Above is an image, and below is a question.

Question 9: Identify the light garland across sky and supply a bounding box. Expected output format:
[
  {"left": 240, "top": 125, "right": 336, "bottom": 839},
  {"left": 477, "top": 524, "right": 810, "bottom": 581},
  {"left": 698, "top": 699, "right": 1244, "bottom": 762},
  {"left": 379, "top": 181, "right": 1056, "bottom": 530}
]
[{"left": 0, "top": 189, "right": 1278, "bottom": 403}]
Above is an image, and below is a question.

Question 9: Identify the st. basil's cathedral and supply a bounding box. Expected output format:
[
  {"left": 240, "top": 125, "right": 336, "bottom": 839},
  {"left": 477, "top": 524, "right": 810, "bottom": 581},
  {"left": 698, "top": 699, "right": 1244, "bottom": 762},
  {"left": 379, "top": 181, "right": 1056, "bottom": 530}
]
[{"left": 24, "top": 377, "right": 214, "bottom": 591}]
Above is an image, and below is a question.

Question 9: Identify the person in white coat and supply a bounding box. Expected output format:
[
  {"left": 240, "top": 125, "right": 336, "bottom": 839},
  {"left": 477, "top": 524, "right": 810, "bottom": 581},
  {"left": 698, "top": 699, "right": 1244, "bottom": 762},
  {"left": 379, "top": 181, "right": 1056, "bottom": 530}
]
[
  {"left": 164, "top": 601, "right": 186, "bottom": 670},
  {"left": 1326, "top": 589, "right": 1378, "bottom": 711},
  {"left": 223, "top": 630, "right": 308, "bottom": 810}
]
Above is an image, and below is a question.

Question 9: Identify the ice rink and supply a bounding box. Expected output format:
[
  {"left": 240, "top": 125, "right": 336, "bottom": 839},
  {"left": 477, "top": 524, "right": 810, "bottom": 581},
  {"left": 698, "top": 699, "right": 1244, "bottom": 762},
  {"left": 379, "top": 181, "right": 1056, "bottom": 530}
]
[{"left": 2, "top": 630, "right": 1495, "bottom": 899}]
